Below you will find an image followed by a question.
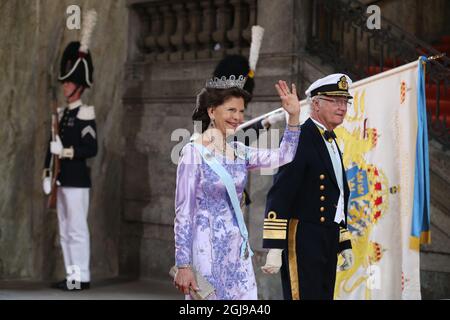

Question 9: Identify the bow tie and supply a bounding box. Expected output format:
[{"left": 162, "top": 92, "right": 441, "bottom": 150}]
[{"left": 323, "top": 130, "right": 337, "bottom": 141}]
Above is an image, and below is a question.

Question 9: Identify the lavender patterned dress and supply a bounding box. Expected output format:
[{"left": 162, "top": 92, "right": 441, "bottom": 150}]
[{"left": 174, "top": 127, "right": 300, "bottom": 300}]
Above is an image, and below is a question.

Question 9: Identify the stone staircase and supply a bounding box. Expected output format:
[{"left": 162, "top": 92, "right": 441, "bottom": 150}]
[{"left": 420, "top": 140, "right": 450, "bottom": 299}]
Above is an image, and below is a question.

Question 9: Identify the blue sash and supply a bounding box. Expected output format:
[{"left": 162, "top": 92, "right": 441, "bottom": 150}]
[{"left": 192, "top": 143, "right": 253, "bottom": 259}]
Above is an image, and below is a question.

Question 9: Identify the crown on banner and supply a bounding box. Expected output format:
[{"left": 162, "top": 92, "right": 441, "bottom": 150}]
[{"left": 206, "top": 75, "right": 247, "bottom": 89}]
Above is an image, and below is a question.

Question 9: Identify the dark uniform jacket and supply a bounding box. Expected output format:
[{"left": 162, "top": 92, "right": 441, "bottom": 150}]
[
  {"left": 263, "top": 118, "right": 352, "bottom": 252},
  {"left": 44, "top": 103, "right": 98, "bottom": 188}
]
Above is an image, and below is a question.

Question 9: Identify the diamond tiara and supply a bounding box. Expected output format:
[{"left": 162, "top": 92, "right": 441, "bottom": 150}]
[{"left": 205, "top": 75, "right": 247, "bottom": 89}]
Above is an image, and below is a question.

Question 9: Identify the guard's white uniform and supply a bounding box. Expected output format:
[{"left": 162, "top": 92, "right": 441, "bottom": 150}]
[{"left": 57, "top": 187, "right": 91, "bottom": 282}]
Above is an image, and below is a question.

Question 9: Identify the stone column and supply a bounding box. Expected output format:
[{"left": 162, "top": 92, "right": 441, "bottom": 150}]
[
  {"left": 156, "top": 4, "right": 176, "bottom": 61},
  {"left": 211, "top": 0, "right": 232, "bottom": 58},
  {"left": 227, "top": 0, "right": 245, "bottom": 55},
  {"left": 144, "top": 6, "right": 163, "bottom": 61},
  {"left": 197, "top": 0, "right": 215, "bottom": 59},
  {"left": 170, "top": 3, "right": 188, "bottom": 61},
  {"left": 184, "top": 1, "right": 202, "bottom": 60}
]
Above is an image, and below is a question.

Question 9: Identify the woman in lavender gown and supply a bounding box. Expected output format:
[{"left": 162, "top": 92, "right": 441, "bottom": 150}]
[{"left": 173, "top": 77, "right": 301, "bottom": 300}]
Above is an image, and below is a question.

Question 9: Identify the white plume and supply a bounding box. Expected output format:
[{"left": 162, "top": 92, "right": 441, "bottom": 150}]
[
  {"left": 249, "top": 25, "right": 265, "bottom": 72},
  {"left": 79, "top": 9, "right": 98, "bottom": 53}
]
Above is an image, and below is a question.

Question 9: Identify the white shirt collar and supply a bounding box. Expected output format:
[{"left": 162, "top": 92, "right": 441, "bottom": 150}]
[
  {"left": 68, "top": 99, "right": 83, "bottom": 110},
  {"left": 310, "top": 117, "right": 327, "bottom": 131}
]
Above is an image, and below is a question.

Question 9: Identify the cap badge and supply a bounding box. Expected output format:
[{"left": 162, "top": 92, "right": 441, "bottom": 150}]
[{"left": 338, "top": 76, "right": 348, "bottom": 90}]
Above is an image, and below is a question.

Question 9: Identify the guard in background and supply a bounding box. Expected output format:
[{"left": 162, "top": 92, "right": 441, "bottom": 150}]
[
  {"left": 261, "top": 74, "right": 354, "bottom": 300},
  {"left": 42, "top": 10, "right": 98, "bottom": 291}
]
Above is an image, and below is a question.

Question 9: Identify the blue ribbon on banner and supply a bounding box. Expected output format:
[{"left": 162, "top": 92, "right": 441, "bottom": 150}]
[
  {"left": 410, "top": 56, "right": 431, "bottom": 247},
  {"left": 192, "top": 143, "right": 254, "bottom": 259}
]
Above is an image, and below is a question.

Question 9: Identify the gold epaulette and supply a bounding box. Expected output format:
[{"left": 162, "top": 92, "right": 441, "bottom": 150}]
[{"left": 263, "top": 211, "right": 288, "bottom": 240}]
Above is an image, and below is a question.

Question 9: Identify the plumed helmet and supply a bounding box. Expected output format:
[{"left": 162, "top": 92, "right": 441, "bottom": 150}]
[
  {"left": 59, "top": 41, "right": 94, "bottom": 87},
  {"left": 58, "top": 9, "right": 97, "bottom": 88}
]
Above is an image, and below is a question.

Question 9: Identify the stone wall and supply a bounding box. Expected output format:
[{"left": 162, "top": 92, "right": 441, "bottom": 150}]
[{"left": 0, "top": 0, "right": 127, "bottom": 281}]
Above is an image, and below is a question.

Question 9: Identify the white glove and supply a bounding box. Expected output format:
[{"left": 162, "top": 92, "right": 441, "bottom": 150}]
[
  {"left": 339, "top": 249, "right": 354, "bottom": 271},
  {"left": 261, "top": 249, "right": 283, "bottom": 274},
  {"left": 261, "top": 112, "right": 286, "bottom": 129},
  {"left": 50, "top": 135, "right": 63, "bottom": 156},
  {"left": 43, "top": 177, "right": 51, "bottom": 195}
]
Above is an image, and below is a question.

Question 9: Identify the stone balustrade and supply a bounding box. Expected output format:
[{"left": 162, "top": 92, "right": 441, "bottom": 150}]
[{"left": 131, "top": 0, "right": 257, "bottom": 61}]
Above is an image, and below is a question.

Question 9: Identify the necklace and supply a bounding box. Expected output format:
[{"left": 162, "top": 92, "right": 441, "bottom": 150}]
[
  {"left": 212, "top": 139, "right": 227, "bottom": 154},
  {"left": 211, "top": 135, "right": 238, "bottom": 161},
  {"left": 206, "top": 130, "right": 227, "bottom": 154}
]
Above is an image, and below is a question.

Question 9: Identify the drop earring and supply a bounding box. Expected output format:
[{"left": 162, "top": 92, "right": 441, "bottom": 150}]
[
  {"left": 209, "top": 118, "right": 215, "bottom": 143},
  {"left": 210, "top": 118, "right": 216, "bottom": 129}
]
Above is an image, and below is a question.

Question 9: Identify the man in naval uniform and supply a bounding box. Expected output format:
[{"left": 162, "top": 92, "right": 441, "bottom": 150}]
[
  {"left": 261, "top": 73, "right": 354, "bottom": 300},
  {"left": 42, "top": 12, "right": 98, "bottom": 290}
]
